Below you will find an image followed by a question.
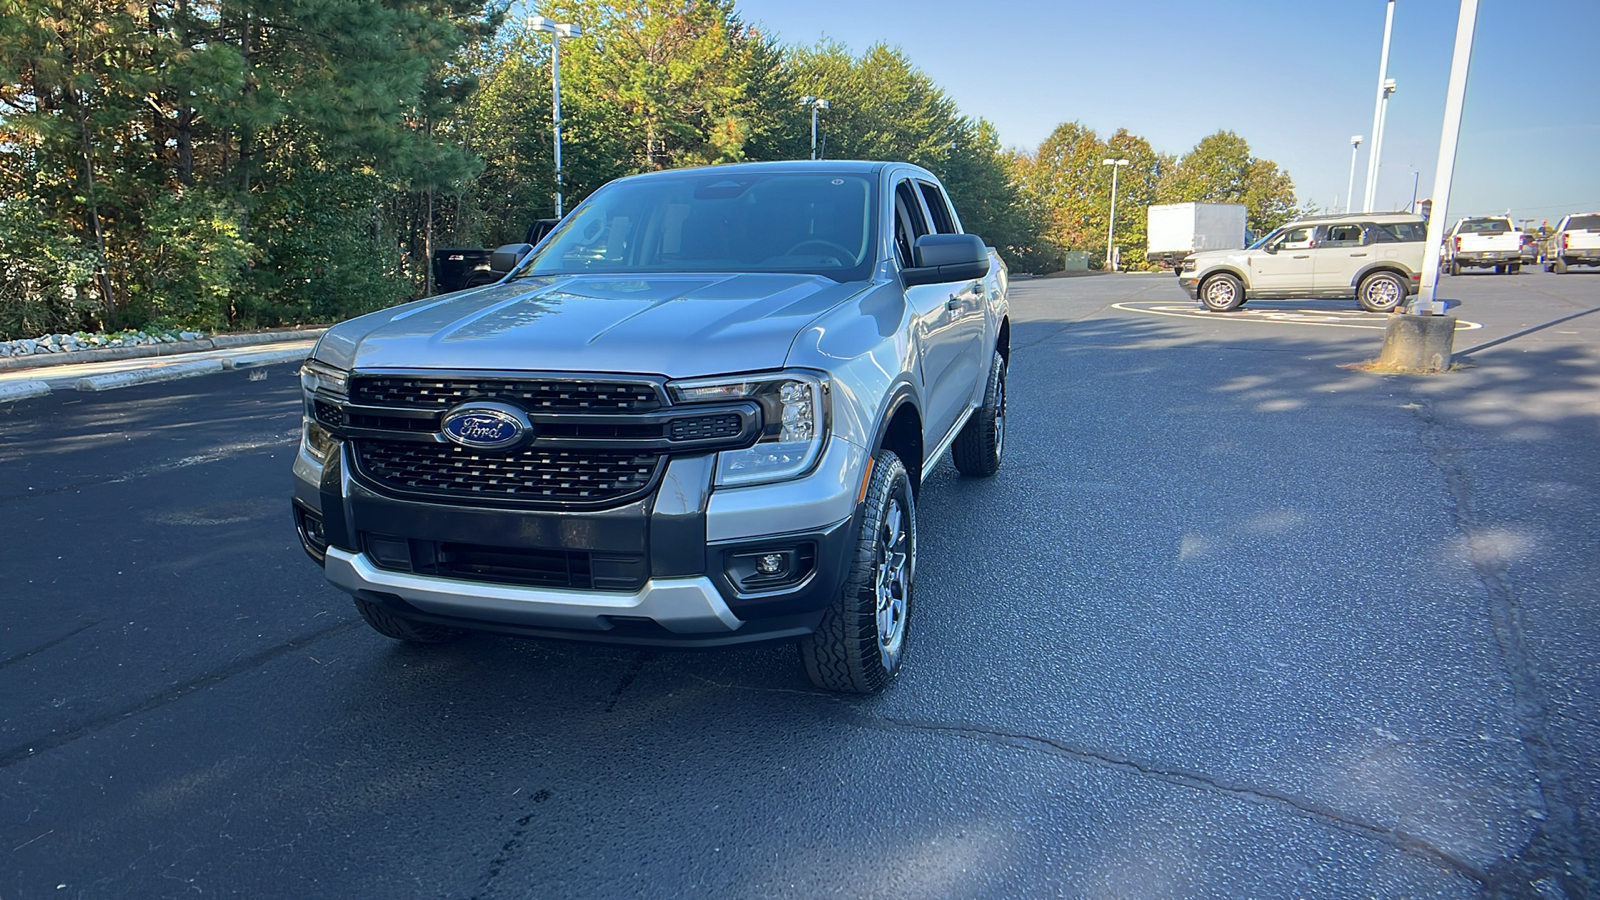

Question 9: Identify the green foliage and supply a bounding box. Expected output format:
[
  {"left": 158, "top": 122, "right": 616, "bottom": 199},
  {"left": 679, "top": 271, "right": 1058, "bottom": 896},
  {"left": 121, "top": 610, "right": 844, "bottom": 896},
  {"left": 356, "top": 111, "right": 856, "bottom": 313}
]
[
  {"left": 122, "top": 188, "right": 249, "bottom": 330},
  {"left": 0, "top": 198, "right": 101, "bottom": 339},
  {"left": 1158, "top": 130, "right": 1301, "bottom": 236}
]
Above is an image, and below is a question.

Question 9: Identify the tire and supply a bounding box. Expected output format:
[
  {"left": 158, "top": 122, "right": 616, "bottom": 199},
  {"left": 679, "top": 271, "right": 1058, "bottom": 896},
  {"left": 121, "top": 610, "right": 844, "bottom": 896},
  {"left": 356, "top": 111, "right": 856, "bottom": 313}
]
[
  {"left": 1493, "top": 265, "right": 1505, "bottom": 275},
  {"left": 1199, "top": 273, "right": 1244, "bottom": 312},
  {"left": 951, "top": 351, "right": 1005, "bottom": 477},
  {"left": 1449, "top": 260, "right": 1461, "bottom": 276},
  {"left": 1357, "top": 271, "right": 1406, "bottom": 313},
  {"left": 354, "top": 597, "right": 461, "bottom": 644},
  {"left": 462, "top": 271, "right": 499, "bottom": 289},
  {"left": 799, "top": 450, "right": 915, "bottom": 694},
  {"left": 1510, "top": 264, "right": 1521, "bottom": 275},
  {"left": 1554, "top": 258, "right": 1569, "bottom": 274}
]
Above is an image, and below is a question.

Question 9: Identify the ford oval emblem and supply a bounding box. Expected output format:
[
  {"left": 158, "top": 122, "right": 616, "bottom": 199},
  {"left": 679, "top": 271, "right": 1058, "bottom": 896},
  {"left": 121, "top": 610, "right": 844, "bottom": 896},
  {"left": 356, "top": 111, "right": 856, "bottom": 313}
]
[{"left": 441, "top": 402, "right": 531, "bottom": 450}]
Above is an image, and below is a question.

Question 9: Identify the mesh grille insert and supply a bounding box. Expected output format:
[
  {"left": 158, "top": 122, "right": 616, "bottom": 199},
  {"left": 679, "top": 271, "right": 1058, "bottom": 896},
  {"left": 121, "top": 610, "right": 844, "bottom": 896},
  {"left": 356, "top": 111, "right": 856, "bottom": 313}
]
[
  {"left": 355, "top": 440, "right": 661, "bottom": 505},
  {"left": 350, "top": 376, "right": 661, "bottom": 411}
]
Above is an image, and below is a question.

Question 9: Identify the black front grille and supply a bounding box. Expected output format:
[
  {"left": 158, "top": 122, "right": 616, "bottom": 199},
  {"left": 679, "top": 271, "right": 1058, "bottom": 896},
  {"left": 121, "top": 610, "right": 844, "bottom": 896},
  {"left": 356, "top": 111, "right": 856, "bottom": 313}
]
[
  {"left": 669, "top": 413, "right": 743, "bottom": 442},
  {"left": 363, "top": 534, "right": 648, "bottom": 592},
  {"left": 355, "top": 440, "right": 662, "bottom": 506},
  {"left": 350, "top": 376, "right": 661, "bottom": 411},
  {"left": 313, "top": 400, "right": 346, "bottom": 428}
]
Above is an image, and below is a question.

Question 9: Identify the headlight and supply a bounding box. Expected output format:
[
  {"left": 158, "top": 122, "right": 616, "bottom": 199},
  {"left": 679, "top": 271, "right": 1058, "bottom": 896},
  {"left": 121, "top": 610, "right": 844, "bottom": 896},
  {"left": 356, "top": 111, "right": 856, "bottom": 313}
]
[
  {"left": 301, "top": 420, "right": 338, "bottom": 464},
  {"left": 300, "top": 359, "right": 349, "bottom": 398},
  {"left": 1180, "top": 258, "right": 1197, "bottom": 272},
  {"left": 669, "top": 371, "right": 829, "bottom": 487}
]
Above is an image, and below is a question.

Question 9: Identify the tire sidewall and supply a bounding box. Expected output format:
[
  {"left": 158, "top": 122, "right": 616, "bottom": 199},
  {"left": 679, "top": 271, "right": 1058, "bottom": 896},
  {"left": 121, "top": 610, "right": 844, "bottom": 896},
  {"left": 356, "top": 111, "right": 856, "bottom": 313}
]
[
  {"left": 1200, "top": 273, "right": 1242, "bottom": 312},
  {"left": 1358, "top": 272, "right": 1404, "bottom": 313}
]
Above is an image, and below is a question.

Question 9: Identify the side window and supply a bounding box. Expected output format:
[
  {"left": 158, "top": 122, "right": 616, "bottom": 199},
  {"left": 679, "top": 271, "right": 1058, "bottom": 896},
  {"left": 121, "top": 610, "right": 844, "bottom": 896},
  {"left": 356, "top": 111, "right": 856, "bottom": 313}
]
[
  {"left": 1269, "top": 227, "right": 1314, "bottom": 251},
  {"left": 1324, "top": 224, "right": 1364, "bottom": 246},
  {"left": 893, "top": 181, "right": 929, "bottom": 267},
  {"left": 916, "top": 181, "right": 957, "bottom": 234}
]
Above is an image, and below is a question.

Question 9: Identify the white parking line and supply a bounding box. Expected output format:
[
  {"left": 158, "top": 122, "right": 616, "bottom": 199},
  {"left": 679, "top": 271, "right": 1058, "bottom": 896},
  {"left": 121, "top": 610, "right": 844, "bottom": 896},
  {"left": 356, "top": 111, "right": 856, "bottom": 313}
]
[{"left": 1112, "top": 301, "right": 1484, "bottom": 331}]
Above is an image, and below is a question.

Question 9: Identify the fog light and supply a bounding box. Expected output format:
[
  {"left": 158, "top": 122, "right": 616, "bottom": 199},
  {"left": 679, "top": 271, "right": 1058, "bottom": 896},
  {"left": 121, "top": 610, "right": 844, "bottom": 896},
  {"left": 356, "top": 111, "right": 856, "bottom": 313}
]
[
  {"left": 295, "top": 506, "right": 328, "bottom": 562},
  {"left": 756, "top": 553, "right": 787, "bottom": 576}
]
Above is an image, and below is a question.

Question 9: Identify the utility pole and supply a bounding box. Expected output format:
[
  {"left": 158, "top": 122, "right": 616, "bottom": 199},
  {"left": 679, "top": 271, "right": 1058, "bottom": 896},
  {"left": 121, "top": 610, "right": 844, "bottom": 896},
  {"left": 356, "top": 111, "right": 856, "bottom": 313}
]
[{"left": 1363, "top": 0, "right": 1396, "bottom": 212}]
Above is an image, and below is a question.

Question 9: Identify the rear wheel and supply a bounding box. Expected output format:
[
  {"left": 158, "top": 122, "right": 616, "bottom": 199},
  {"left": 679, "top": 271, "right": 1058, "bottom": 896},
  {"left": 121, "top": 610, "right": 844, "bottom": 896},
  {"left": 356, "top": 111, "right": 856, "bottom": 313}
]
[
  {"left": 951, "top": 351, "right": 1005, "bottom": 477},
  {"left": 799, "top": 450, "right": 915, "bottom": 694},
  {"left": 1357, "top": 271, "right": 1406, "bottom": 313},
  {"left": 1493, "top": 265, "right": 1505, "bottom": 275},
  {"left": 1554, "top": 258, "right": 1569, "bottom": 274},
  {"left": 354, "top": 597, "right": 461, "bottom": 644},
  {"left": 1449, "top": 260, "right": 1462, "bottom": 276},
  {"left": 1510, "top": 264, "right": 1521, "bottom": 274},
  {"left": 1199, "top": 273, "right": 1244, "bottom": 312}
]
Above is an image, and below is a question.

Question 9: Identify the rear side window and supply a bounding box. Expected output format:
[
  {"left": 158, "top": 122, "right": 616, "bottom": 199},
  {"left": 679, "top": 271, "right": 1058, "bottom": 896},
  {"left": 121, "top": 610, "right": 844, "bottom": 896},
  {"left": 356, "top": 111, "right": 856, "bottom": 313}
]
[
  {"left": 1323, "top": 224, "right": 1364, "bottom": 245},
  {"left": 1460, "top": 218, "right": 1510, "bottom": 234},
  {"left": 1567, "top": 215, "right": 1600, "bottom": 231},
  {"left": 1370, "top": 222, "right": 1426, "bottom": 242}
]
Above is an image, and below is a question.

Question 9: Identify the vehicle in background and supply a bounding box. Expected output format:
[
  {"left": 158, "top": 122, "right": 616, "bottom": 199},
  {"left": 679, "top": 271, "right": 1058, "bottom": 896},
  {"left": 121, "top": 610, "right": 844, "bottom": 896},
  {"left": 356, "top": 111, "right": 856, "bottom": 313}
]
[
  {"left": 1541, "top": 213, "right": 1600, "bottom": 273},
  {"left": 1444, "top": 216, "right": 1523, "bottom": 275},
  {"left": 1520, "top": 232, "right": 1539, "bottom": 266},
  {"left": 1178, "top": 212, "right": 1426, "bottom": 313},
  {"left": 431, "top": 218, "right": 560, "bottom": 294},
  {"left": 1147, "top": 202, "right": 1248, "bottom": 271}
]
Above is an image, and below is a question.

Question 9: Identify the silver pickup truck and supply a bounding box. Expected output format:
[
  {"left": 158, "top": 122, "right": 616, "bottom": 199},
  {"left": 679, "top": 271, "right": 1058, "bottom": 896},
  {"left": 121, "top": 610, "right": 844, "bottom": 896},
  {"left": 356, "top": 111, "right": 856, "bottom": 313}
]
[{"left": 292, "top": 161, "right": 1009, "bottom": 693}]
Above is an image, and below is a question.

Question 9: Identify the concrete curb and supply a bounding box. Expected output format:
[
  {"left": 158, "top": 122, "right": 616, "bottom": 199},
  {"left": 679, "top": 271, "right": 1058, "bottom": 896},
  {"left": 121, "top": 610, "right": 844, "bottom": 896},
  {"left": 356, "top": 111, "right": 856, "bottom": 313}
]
[
  {"left": 0, "top": 380, "right": 52, "bottom": 402},
  {"left": 75, "top": 360, "right": 226, "bottom": 392},
  {"left": 220, "top": 346, "right": 314, "bottom": 369},
  {"left": 0, "top": 328, "right": 325, "bottom": 372}
]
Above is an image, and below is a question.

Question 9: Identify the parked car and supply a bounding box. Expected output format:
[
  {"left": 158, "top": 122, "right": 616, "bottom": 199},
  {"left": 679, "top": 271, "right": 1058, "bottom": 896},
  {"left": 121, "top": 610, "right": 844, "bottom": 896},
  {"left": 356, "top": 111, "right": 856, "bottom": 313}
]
[
  {"left": 292, "top": 161, "right": 1010, "bottom": 694},
  {"left": 1541, "top": 213, "right": 1600, "bottom": 273},
  {"left": 1444, "top": 216, "right": 1522, "bottom": 275},
  {"left": 1177, "top": 212, "right": 1427, "bottom": 312},
  {"left": 431, "top": 218, "right": 560, "bottom": 294},
  {"left": 1520, "top": 232, "right": 1539, "bottom": 266}
]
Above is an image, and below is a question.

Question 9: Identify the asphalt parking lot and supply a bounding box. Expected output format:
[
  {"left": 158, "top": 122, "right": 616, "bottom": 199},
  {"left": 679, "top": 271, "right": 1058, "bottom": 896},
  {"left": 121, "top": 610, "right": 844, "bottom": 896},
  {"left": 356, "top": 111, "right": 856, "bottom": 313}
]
[{"left": 2, "top": 270, "right": 1596, "bottom": 899}]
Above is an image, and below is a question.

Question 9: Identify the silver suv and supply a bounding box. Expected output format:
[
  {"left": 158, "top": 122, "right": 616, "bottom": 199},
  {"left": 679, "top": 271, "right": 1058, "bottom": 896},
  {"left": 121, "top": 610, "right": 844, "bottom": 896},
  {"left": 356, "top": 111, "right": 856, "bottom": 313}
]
[{"left": 1178, "top": 212, "right": 1427, "bottom": 313}]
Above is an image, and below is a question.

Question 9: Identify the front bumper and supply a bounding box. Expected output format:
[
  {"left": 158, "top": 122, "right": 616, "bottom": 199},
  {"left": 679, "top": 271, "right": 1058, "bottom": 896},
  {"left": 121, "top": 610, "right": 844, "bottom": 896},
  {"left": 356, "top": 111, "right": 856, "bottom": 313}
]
[
  {"left": 294, "top": 431, "right": 866, "bottom": 645},
  {"left": 1177, "top": 273, "right": 1201, "bottom": 298}
]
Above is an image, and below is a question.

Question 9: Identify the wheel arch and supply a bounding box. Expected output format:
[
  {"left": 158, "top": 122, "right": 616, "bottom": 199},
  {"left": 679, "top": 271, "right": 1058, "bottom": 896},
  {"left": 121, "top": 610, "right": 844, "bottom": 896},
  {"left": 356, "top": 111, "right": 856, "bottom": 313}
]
[
  {"left": 1351, "top": 262, "right": 1418, "bottom": 294},
  {"left": 869, "top": 385, "right": 925, "bottom": 497}
]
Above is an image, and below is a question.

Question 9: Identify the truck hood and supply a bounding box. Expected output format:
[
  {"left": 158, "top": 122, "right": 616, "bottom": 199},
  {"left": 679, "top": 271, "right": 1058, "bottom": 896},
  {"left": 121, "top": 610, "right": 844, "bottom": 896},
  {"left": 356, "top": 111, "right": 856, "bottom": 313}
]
[{"left": 313, "top": 273, "right": 866, "bottom": 378}]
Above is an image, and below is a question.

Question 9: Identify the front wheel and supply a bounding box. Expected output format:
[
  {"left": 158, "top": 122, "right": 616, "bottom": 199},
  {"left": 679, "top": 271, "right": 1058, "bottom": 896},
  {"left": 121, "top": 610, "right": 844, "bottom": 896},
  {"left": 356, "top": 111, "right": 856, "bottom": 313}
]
[
  {"left": 952, "top": 351, "right": 1005, "bottom": 477},
  {"left": 1357, "top": 271, "right": 1406, "bottom": 313},
  {"left": 1199, "top": 273, "right": 1244, "bottom": 312},
  {"left": 799, "top": 450, "right": 915, "bottom": 694}
]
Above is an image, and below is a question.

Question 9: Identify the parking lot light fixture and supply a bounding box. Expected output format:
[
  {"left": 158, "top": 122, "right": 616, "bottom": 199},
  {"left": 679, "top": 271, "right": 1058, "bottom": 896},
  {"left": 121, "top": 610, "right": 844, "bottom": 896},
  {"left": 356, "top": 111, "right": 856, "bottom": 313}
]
[
  {"left": 1101, "top": 158, "right": 1130, "bottom": 271},
  {"left": 801, "top": 97, "right": 830, "bottom": 159},
  {"left": 1346, "top": 136, "right": 1363, "bottom": 213},
  {"left": 528, "top": 16, "right": 582, "bottom": 217}
]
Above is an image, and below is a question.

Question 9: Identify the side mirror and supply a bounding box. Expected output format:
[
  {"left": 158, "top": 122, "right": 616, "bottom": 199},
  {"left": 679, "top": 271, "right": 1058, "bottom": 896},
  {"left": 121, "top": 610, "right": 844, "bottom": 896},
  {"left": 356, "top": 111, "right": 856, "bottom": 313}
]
[
  {"left": 1262, "top": 244, "right": 1278, "bottom": 254},
  {"left": 903, "top": 234, "right": 990, "bottom": 286},
  {"left": 490, "top": 243, "right": 535, "bottom": 275}
]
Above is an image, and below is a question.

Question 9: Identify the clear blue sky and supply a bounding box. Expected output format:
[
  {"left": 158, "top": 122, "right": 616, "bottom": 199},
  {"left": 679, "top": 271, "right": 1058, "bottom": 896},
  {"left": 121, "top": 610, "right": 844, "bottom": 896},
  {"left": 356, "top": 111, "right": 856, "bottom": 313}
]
[{"left": 736, "top": 0, "right": 1599, "bottom": 228}]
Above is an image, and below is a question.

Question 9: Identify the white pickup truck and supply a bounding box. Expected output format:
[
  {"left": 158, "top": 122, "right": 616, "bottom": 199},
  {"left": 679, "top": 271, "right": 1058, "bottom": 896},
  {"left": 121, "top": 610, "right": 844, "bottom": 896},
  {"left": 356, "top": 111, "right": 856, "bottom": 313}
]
[
  {"left": 1541, "top": 213, "right": 1600, "bottom": 273},
  {"left": 1445, "top": 216, "right": 1524, "bottom": 275}
]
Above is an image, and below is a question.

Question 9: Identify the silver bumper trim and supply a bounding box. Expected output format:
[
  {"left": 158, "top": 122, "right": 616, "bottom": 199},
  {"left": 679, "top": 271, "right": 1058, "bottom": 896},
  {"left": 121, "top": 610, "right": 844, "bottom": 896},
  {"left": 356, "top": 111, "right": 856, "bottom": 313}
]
[{"left": 323, "top": 548, "right": 744, "bottom": 634}]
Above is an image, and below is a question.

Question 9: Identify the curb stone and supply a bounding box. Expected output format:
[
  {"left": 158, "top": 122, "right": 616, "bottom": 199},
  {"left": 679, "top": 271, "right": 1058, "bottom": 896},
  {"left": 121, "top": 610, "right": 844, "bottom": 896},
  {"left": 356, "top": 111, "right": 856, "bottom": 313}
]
[
  {"left": 0, "top": 328, "right": 326, "bottom": 372},
  {"left": 75, "top": 359, "right": 226, "bottom": 392},
  {"left": 0, "top": 380, "right": 52, "bottom": 402}
]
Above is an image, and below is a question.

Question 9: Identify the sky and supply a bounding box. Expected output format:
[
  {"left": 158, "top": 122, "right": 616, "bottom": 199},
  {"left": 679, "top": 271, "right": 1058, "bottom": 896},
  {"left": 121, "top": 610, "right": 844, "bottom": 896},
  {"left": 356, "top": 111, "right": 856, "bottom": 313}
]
[{"left": 735, "top": 0, "right": 1600, "bottom": 229}]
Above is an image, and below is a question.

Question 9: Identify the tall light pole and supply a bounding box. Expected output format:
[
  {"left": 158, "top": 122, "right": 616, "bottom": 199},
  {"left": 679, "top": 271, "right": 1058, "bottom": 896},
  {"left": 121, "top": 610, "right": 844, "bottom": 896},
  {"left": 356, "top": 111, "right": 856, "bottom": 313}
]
[
  {"left": 1363, "top": 0, "right": 1396, "bottom": 212},
  {"left": 1368, "top": 78, "right": 1398, "bottom": 209},
  {"left": 1101, "top": 158, "right": 1130, "bottom": 271},
  {"left": 1413, "top": 0, "right": 1479, "bottom": 316},
  {"left": 528, "top": 16, "right": 581, "bottom": 217},
  {"left": 1346, "top": 135, "right": 1363, "bottom": 213},
  {"left": 801, "top": 96, "right": 830, "bottom": 159}
]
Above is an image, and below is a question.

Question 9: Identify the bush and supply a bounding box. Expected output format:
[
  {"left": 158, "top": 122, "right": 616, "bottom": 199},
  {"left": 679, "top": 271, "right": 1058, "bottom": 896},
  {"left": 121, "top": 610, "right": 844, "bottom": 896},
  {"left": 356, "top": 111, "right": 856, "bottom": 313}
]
[
  {"left": 121, "top": 189, "right": 251, "bottom": 332},
  {"left": 0, "top": 200, "right": 102, "bottom": 340}
]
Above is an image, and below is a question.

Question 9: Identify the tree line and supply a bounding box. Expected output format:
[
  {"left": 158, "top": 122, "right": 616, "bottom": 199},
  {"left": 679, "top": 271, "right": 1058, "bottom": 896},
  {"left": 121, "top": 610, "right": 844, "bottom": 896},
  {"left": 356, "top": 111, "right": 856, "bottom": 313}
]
[{"left": 0, "top": 0, "right": 1300, "bottom": 339}]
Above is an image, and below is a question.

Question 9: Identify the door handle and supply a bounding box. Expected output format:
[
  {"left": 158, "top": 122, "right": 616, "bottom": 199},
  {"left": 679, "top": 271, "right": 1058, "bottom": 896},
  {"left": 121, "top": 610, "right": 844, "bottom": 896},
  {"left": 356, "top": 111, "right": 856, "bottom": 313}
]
[
  {"left": 1350, "top": 252, "right": 1368, "bottom": 257},
  {"left": 1292, "top": 254, "right": 1311, "bottom": 259},
  {"left": 946, "top": 297, "right": 962, "bottom": 311}
]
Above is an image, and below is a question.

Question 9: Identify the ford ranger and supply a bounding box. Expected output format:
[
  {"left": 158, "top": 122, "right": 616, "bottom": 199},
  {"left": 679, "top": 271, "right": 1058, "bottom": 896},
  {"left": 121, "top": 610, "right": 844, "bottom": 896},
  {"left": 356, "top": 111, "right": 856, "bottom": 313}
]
[{"left": 292, "top": 161, "right": 1009, "bottom": 693}]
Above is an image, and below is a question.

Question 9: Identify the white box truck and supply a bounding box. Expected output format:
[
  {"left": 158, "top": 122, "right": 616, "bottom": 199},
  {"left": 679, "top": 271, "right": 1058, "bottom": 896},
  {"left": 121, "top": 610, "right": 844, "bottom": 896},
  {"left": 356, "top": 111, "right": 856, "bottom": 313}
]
[{"left": 1147, "top": 202, "right": 1248, "bottom": 270}]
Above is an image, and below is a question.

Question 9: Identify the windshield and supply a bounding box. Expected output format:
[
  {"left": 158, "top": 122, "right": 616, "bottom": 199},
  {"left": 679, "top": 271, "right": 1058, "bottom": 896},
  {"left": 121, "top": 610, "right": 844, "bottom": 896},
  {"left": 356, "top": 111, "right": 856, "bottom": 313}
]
[
  {"left": 1248, "top": 227, "right": 1283, "bottom": 250},
  {"left": 515, "top": 171, "right": 878, "bottom": 282}
]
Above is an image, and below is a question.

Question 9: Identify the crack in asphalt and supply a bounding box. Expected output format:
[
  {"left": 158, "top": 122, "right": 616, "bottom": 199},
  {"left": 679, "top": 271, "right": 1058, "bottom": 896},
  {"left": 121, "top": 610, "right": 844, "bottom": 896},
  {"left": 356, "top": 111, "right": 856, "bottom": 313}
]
[
  {"left": 1411, "top": 398, "right": 1597, "bottom": 899},
  {"left": 0, "top": 621, "right": 98, "bottom": 671},
  {"left": 0, "top": 619, "right": 359, "bottom": 769},
  {"left": 827, "top": 707, "right": 1487, "bottom": 884}
]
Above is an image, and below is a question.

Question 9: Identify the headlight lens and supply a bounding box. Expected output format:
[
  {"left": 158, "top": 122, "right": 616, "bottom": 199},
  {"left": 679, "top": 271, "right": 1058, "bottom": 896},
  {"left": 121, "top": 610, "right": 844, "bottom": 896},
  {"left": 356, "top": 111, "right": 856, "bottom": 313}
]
[
  {"left": 669, "top": 371, "right": 829, "bottom": 487},
  {"left": 1180, "top": 258, "right": 1197, "bottom": 272},
  {"left": 300, "top": 359, "right": 349, "bottom": 398},
  {"left": 301, "top": 420, "right": 338, "bottom": 464}
]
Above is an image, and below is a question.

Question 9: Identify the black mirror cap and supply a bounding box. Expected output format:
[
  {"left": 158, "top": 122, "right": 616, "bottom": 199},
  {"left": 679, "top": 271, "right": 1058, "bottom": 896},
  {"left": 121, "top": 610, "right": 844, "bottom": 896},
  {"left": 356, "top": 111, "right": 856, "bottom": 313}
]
[
  {"left": 904, "top": 234, "right": 990, "bottom": 286},
  {"left": 490, "top": 243, "right": 535, "bottom": 274}
]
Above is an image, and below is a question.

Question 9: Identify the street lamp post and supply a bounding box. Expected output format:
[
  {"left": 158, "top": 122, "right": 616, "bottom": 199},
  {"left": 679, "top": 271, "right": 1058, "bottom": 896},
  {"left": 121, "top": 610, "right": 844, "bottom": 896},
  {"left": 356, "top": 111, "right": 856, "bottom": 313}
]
[
  {"left": 800, "top": 96, "right": 830, "bottom": 159},
  {"left": 1346, "top": 135, "right": 1363, "bottom": 213},
  {"left": 1101, "top": 158, "right": 1130, "bottom": 271},
  {"left": 1362, "top": 0, "right": 1396, "bottom": 212},
  {"left": 528, "top": 16, "right": 582, "bottom": 217}
]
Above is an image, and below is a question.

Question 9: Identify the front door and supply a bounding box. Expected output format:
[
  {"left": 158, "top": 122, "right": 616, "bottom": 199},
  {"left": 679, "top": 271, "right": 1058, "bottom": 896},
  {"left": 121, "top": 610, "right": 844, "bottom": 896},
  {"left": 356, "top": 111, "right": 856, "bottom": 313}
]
[{"left": 1248, "top": 225, "right": 1316, "bottom": 295}]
